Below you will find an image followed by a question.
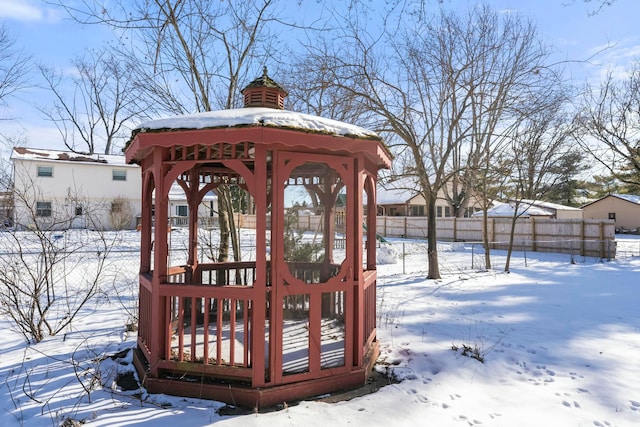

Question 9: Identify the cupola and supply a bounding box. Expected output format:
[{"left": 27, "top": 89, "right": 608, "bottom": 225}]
[{"left": 241, "top": 66, "right": 288, "bottom": 109}]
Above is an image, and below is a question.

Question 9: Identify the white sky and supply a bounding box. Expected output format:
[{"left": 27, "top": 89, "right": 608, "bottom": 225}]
[{"left": 1, "top": 0, "right": 639, "bottom": 152}]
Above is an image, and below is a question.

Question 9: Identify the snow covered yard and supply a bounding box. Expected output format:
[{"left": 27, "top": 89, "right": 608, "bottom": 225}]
[{"left": 1, "top": 233, "right": 639, "bottom": 426}]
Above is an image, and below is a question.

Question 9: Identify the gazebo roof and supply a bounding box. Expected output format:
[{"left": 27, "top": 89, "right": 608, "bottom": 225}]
[
  {"left": 131, "top": 107, "right": 379, "bottom": 140},
  {"left": 125, "top": 107, "right": 392, "bottom": 167},
  {"left": 241, "top": 66, "right": 288, "bottom": 95}
]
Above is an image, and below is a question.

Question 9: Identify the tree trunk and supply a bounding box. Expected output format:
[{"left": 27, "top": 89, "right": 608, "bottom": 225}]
[
  {"left": 482, "top": 212, "right": 492, "bottom": 270},
  {"left": 426, "top": 197, "right": 440, "bottom": 279}
]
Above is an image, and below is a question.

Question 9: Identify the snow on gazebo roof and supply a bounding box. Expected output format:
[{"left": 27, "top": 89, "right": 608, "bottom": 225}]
[{"left": 132, "top": 107, "right": 380, "bottom": 141}]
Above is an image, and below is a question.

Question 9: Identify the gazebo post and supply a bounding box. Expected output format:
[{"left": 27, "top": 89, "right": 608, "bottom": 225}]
[
  {"left": 149, "top": 149, "right": 171, "bottom": 375},
  {"left": 251, "top": 144, "right": 269, "bottom": 388}
]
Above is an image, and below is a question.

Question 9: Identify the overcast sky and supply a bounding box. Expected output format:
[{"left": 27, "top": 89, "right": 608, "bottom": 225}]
[{"left": 0, "top": 0, "right": 639, "bottom": 152}]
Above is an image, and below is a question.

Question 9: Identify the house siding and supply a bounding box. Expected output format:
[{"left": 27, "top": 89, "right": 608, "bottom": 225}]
[
  {"left": 582, "top": 195, "right": 640, "bottom": 231},
  {"left": 11, "top": 153, "right": 142, "bottom": 230}
]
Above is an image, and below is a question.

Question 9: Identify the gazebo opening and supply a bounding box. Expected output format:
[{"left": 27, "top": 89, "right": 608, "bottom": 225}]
[{"left": 125, "top": 69, "right": 391, "bottom": 408}]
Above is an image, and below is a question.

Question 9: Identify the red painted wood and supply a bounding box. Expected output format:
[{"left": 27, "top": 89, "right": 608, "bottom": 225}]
[{"left": 126, "top": 114, "right": 391, "bottom": 406}]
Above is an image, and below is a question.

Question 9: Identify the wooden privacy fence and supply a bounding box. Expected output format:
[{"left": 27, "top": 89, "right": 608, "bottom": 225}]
[
  {"left": 376, "top": 216, "right": 616, "bottom": 258},
  {"left": 178, "top": 214, "right": 616, "bottom": 258}
]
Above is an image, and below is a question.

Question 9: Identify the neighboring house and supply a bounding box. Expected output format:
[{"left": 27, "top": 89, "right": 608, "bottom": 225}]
[
  {"left": 477, "top": 199, "right": 583, "bottom": 220},
  {"left": 581, "top": 194, "right": 640, "bottom": 232},
  {"left": 168, "top": 182, "right": 218, "bottom": 226},
  {"left": 525, "top": 200, "right": 583, "bottom": 220},
  {"left": 377, "top": 177, "right": 483, "bottom": 217},
  {"left": 11, "top": 147, "right": 142, "bottom": 230}
]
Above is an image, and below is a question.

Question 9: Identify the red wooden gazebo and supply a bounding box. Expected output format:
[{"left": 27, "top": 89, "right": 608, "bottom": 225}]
[{"left": 125, "top": 69, "right": 392, "bottom": 408}]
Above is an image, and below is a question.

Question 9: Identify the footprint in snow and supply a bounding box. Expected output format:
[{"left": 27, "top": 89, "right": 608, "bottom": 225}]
[
  {"left": 630, "top": 400, "right": 640, "bottom": 411},
  {"left": 570, "top": 372, "right": 584, "bottom": 380},
  {"left": 455, "top": 415, "right": 482, "bottom": 425},
  {"left": 416, "top": 394, "right": 429, "bottom": 403}
]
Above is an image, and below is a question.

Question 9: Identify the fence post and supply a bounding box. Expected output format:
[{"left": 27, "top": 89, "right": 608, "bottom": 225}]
[
  {"left": 403, "top": 242, "right": 406, "bottom": 274},
  {"left": 404, "top": 217, "right": 408, "bottom": 239},
  {"left": 599, "top": 222, "right": 605, "bottom": 259},
  {"left": 453, "top": 217, "right": 457, "bottom": 242},
  {"left": 531, "top": 217, "right": 537, "bottom": 252},
  {"left": 491, "top": 218, "right": 496, "bottom": 250},
  {"left": 384, "top": 216, "right": 387, "bottom": 237},
  {"left": 580, "top": 220, "right": 586, "bottom": 257},
  {"left": 471, "top": 242, "right": 475, "bottom": 269}
]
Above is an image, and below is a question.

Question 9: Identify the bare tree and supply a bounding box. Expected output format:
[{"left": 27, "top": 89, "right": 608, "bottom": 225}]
[
  {"left": 302, "top": 5, "right": 557, "bottom": 278},
  {"left": 500, "top": 96, "right": 574, "bottom": 272},
  {"left": 0, "top": 23, "right": 31, "bottom": 111},
  {"left": 581, "top": 0, "right": 617, "bottom": 14},
  {"left": 283, "top": 38, "right": 373, "bottom": 124},
  {"left": 57, "top": 0, "right": 287, "bottom": 262},
  {"left": 38, "top": 49, "right": 143, "bottom": 155},
  {"left": 574, "top": 63, "right": 640, "bottom": 190},
  {"left": 0, "top": 171, "right": 115, "bottom": 342}
]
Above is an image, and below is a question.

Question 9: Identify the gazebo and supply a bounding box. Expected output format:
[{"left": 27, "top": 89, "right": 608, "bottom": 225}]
[{"left": 125, "top": 68, "right": 392, "bottom": 408}]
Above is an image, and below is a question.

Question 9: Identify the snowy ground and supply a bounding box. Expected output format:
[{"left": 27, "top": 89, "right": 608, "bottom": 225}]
[{"left": 1, "top": 232, "right": 639, "bottom": 426}]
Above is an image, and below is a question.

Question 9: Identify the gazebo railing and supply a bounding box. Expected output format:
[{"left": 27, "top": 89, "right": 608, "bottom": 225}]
[
  {"left": 159, "top": 262, "right": 260, "bottom": 376},
  {"left": 195, "top": 261, "right": 262, "bottom": 286},
  {"left": 167, "top": 292, "right": 254, "bottom": 370},
  {"left": 286, "top": 261, "right": 342, "bottom": 284},
  {"left": 138, "top": 260, "right": 370, "bottom": 385}
]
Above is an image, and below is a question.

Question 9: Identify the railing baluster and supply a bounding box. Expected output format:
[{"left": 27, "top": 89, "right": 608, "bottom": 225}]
[
  {"left": 216, "top": 298, "right": 223, "bottom": 365},
  {"left": 203, "top": 297, "right": 210, "bottom": 364}
]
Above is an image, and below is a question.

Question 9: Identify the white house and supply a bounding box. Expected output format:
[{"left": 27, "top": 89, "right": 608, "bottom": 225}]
[
  {"left": 167, "top": 182, "right": 218, "bottom": 227},
  {"left": 10, "top": 147, "right": 219, "bottom": 231},
  {"left": 11, "top": 147, "right": 142, "bottom": 230}
]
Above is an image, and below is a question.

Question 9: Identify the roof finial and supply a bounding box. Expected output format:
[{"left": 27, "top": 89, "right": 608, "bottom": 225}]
[{"left": 263, "top": 66, "right": 268, "bottom": 77}]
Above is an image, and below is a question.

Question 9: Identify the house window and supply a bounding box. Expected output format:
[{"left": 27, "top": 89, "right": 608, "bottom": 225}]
[
  {"left": 410, "top": 205, "right": 424, "bottom": 216},
  {"left": 176, "top": 205, "right": 188, "bottom": 217},
  {"left": 36, "top": 201, "right": 52, "bottom": 217},
  {"left": 111, "top": 200, "right": 123, "bottom": 213},
  {"left": 445, "top": 206, "right": 451, "bottom": 217},
  {"left": 608, "top": 212, "right": 616, "bottom": 220},
  {"left": 75, "top": 206, "right": 83, "bottom": 216},
  {"left": 112, "top": 170, "right": 127, "bottom": 181},
  {"left": 37, "top": 166, "right": 53, "bottom": 177},
  {"left": 436, "top": 206, "right": 443, "bottom": 217}
]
